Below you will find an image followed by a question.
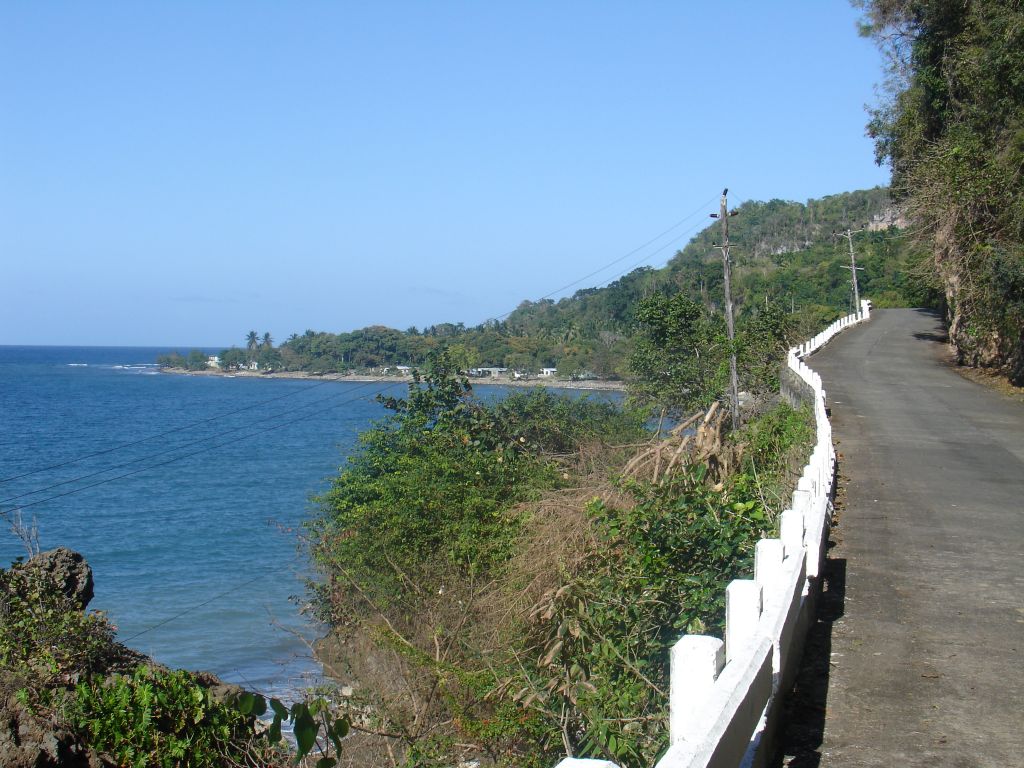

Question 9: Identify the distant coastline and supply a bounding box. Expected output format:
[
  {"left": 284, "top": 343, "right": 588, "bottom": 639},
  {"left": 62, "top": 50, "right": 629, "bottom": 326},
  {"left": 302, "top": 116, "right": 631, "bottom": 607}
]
[{"left": 158, "top": 366, "right": 628, "bottom": 391}]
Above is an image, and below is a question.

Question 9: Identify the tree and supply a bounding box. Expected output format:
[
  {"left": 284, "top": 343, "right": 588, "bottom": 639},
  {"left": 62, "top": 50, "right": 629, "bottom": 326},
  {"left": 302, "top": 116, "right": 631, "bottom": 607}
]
[
  {"left": 246, "top": 330, "right": 259, "bottom": 355},
  {"left": 185, "top": 349, "right": 209, "bottom": 371},
  {"left": 220, "top": 347, "right": 246, "bottom": 371},
  {"left": 856, "top": 0, "right": 1024, "bottom": 382},
  {"left": 261, "top": 332, "right": 273, "bottom": 350},
  {"left": 628, "top": 294, "right": 728, "bottom": 416},
  {"left": 736, "top": 301, "right": 796, "bottom": 394}
]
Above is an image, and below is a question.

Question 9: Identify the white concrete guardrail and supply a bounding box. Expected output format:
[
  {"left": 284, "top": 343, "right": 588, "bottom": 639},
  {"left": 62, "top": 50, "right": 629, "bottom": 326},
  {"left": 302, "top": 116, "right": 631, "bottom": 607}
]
[{"left": 556, "top": 299, "right": 872, "bottom": 768}]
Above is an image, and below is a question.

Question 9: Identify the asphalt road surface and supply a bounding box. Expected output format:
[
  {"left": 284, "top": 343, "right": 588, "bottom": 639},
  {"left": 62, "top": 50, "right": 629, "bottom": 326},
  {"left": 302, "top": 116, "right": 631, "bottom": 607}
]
[{"left": 780, "top": 308, "right": 1024, "bottom": 767}]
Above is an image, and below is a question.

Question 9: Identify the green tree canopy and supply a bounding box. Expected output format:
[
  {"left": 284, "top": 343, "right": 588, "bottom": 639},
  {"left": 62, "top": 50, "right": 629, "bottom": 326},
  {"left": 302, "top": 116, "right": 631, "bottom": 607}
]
[{"left": 629, "top": 293, "right": 728, "bottom": 416}]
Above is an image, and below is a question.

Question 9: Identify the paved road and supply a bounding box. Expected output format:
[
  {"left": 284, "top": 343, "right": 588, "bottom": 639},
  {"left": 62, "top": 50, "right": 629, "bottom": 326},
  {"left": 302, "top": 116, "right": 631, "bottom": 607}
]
[{"left": 790, "top": 308, "right": 1024, "bottom": 767}]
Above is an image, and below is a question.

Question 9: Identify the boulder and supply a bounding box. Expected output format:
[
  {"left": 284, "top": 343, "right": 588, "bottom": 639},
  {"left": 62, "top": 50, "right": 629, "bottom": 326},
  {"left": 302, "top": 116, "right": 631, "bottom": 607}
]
[
  {"left": 27, "top": 548, "right": 94, "bottom": 609},
  {"left": 0, "top": 695, "right": 107, "bottom": 768}
]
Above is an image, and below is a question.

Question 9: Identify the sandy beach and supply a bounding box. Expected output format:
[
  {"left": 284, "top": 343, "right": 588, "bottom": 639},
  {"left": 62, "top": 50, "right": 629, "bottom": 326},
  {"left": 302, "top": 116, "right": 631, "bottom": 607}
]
[{"left": 159, "top": 366, "right": 628, "bottom": 392}]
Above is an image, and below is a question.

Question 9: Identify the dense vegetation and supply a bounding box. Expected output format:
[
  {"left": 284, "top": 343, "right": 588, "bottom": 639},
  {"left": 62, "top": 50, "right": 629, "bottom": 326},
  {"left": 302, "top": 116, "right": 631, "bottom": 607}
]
[
  {"left": 291, "top": 189, "right": 910, "bottom": 768},
  {"left": 164, "top": 187, "right": 925, "bottom": 379},
  {"left": 857, "top": 0, "right": 1024, "bottom": 383},
  {"left": 307, "top": 341, "right": 815, "bottom": 766},
  {"left": 0, "top": 554, "right": 352, "bottom": 767},
  {"left": 155, "top": 349, "right": 212, "bottom": 372}
]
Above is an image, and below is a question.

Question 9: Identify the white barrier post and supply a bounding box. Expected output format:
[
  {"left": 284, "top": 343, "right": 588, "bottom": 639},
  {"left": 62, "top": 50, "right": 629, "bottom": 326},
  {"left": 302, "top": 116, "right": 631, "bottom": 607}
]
[
  {"left": 755, "top": 539, "right": 785, "bottom": 595},
  {"left": 726, "top": 580, "right": 763, "bottom": 662},
  {"left": 779, "top": 509, "right": 804, "bottom": 559},
  {"left": 670, "top": 635, "right": 726, "bottom": 745}
]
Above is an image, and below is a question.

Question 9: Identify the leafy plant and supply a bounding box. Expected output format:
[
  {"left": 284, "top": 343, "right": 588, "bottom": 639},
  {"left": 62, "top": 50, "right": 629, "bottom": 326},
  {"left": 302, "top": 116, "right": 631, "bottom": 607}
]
[
  {"left": 629, "top": 293, "right": 729, "bottom": 416},
  {"left": 518, "top": 463, "right": 774, "bottom": 767},
  {"left": 0, "top": 559, "right": 116, "bottom": 694},
  {"left": 309, "top": 351, "right": 643, "bottom": 613},
  {"left": 63, "top": 666, "right": 266, "bottom": 768}
]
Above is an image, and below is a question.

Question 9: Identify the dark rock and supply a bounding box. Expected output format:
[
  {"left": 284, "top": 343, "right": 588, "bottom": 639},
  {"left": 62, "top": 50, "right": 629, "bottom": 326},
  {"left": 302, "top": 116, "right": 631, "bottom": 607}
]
[
  {"left": 191, "top": 669, "right": 246, "bottom": 704},
  {"left": 27, "top": 548, "right": 94, "bottom": 609},
  {"left": 0, "top": 694, "right": 108, "bottom": 768}
]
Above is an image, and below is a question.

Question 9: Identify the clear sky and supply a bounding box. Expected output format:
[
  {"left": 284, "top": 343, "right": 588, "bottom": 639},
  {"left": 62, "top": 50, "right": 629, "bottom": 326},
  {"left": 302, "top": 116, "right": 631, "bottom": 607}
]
[{"left": 1, "top": 1, "right": 889, "bottom": 347}]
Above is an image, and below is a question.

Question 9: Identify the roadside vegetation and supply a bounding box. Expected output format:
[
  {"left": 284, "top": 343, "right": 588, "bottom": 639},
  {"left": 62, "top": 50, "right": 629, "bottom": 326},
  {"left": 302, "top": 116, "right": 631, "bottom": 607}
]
[
  {"left": 856, "top": 0, "right": 1024, "bottom": 384},
  {"left": 305, "top": 292, "right": 815, "bottom": 767}
]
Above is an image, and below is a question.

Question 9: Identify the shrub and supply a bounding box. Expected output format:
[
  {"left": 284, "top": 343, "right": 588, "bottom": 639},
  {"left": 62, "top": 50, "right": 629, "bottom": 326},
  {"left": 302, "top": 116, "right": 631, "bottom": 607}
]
[
  {"left": 0, "top": 559, "right": 116, "bottom": 694},
  {"left": 63, "top": 666, "right": 266, "bottom": 768}
]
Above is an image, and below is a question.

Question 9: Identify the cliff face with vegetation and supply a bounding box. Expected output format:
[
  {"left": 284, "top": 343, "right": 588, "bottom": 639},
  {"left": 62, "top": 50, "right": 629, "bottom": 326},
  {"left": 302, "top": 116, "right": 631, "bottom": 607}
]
[{"left": 858, "top": 0, "right": 1024, "bottom": 384}]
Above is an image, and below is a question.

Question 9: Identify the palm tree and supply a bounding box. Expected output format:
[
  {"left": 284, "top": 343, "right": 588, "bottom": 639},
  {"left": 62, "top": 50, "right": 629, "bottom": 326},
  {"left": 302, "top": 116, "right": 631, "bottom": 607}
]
[
  {"left": 262, "top": 332, "right": 273, "bottom": 350},
  {"left": 246, "top": 331, "right": 259, "bottom": 355}
]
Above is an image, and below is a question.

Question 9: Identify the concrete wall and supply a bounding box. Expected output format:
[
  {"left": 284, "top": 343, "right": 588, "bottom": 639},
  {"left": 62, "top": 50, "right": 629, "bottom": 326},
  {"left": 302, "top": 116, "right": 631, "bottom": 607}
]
[{"left": 553, "top": 299, "right": 871, "bottom": 768}]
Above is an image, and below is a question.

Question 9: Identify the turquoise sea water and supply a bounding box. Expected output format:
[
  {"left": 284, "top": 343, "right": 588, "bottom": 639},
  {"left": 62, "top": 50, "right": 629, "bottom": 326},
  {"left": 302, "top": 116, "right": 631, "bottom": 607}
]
[{"left": 0, "top": 346, "right": 619, "bottom": 699}]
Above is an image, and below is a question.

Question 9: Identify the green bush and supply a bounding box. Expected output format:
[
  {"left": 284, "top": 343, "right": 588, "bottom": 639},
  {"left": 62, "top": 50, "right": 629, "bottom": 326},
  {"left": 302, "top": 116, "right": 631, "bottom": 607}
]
[
  {"left": 310, "top": 352, "right": 644, "bottom": 613},
  {"left": 63, "top": 666, "right": 263, "bottom": 768},
  {"left": 0, "top": 560, "right": 116, "bottom": 694},
  {"left": 0, "top": 560, "right": 289, "bottom": 767},
  {"left": 519, "top": 465, "right": 774, "bottom": 767},
  {"left": 512, "top": 402, "right": 814, "bottom": 767}
]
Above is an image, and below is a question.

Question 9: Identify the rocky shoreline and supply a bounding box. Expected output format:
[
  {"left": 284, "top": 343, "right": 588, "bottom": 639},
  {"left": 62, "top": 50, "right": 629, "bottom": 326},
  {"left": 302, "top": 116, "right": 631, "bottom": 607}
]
[
  {"left": 159, "top": 366, "right": 628, "bottom": 391},
  {"left": 0, "top": 549, "right": 252, "bottom": 768}
]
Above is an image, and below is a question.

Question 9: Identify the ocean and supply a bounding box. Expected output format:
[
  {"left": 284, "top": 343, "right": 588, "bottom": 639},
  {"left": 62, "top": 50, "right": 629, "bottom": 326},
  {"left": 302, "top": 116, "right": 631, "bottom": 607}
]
[
  {"left": 0, "top": 345, "right": 617, "bottom": 699},
  {"left": 0, "top": 345, "right": 410, "bottom": 699}
]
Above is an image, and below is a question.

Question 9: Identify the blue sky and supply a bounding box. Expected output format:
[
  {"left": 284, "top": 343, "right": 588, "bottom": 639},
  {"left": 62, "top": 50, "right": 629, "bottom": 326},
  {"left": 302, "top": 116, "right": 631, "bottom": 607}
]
[{"left": 1, "top": 1, "right": 889, "bottom": 347}]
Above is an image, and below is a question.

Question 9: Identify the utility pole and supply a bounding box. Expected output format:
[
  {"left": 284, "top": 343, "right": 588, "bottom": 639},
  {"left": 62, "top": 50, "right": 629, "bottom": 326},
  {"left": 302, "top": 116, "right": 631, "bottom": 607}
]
[
  {"left": 834, "top": 226, "right": 866, "bottom": 314},
  {"left": 711, "top": 188, "right": 740, "bottom": 430}
]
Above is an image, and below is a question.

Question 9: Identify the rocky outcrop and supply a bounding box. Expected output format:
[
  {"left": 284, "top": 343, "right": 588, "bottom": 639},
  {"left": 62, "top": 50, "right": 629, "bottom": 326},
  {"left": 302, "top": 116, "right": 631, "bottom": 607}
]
[
  {"left": 0, "top": 549, "right": 109, "bottom": 767},
  {"left": 0, "top": 703, "right": 106, "bottom": 768},
  {"left": 0, "top": 549, "right": 256, "bottom": 767},
  {"left": 25, "top": 547, "right": 94, "bottom": 609}
]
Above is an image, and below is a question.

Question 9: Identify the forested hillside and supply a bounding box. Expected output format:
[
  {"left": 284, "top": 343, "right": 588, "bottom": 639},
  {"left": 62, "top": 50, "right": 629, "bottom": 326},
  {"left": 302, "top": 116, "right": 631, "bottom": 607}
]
[
  {"left": 167, "top": 187, "right": 927, "bottom": 378},
  {"left": 857, "top": 0, "right": 1024, "bottom": 384}
]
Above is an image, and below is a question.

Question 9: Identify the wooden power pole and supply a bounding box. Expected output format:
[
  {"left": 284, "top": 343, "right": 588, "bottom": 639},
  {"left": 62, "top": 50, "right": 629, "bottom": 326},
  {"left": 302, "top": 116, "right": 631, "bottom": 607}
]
[
  {"left": 835, "top": 226, "right": 865, "bottom": 313},
  {"left": 711, "top": 189, "right": 740, "bottom": 430}
]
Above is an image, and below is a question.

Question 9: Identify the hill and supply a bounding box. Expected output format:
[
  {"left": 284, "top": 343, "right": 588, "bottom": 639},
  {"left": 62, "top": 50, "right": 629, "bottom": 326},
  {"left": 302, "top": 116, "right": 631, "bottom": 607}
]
[{"left": 173, "top": 187, "right": 930, "bottom": 378}]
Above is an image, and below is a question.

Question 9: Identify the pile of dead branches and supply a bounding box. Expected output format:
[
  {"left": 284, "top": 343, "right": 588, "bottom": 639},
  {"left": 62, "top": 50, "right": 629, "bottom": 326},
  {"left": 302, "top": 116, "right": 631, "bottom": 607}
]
[{"left": 620, "top": 402, "right": 739, "bottom": 487}]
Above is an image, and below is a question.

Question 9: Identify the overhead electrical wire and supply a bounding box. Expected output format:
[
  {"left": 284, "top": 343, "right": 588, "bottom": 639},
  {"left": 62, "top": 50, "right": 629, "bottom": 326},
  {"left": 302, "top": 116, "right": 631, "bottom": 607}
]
[
  {"left": 1, "top": 381, "right": 403, "bottom": 516},
  {"left": 586, "top": 214, "right": 714, "bottom": 289},
  {"left": 121, "top": 574, "right": 268, "bottom": 642},
  {"left": 488, "top": 193, "right": 718, "bottom": 322},
  {"left": 2, "top": 194, "right": 723, "bottom": 499}
]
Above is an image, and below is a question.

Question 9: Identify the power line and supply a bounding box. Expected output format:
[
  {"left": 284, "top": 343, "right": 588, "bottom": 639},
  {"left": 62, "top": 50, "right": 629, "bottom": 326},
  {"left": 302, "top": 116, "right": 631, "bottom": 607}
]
[
  {"left": 488, "top": 194, "right": 718, "bottom": 322},
  {"left": 0, "top": 378, "right": 337, "bottom": 485},
  {"left": 3, "top": 195, "right": 723, "bottom": 495},
  {"left": 122, "top": 573, "right": 268, "bottom": 642},
  {"left": 584, "top": 214, "right": 713, "bottom": 289},
  {"left": 3, "top": 196, "right": 731, "bottom": 653}
]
